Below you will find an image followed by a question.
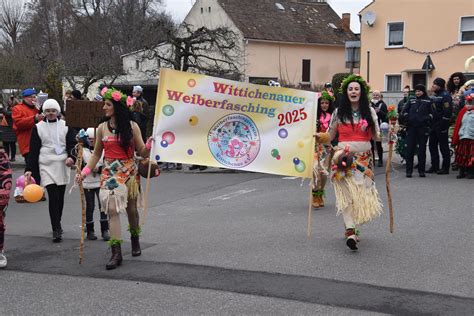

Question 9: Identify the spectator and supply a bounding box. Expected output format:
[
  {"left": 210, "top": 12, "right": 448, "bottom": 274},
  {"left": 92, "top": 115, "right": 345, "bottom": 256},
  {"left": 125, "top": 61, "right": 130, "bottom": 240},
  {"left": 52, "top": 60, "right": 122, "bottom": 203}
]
[
  {"left": 1, "top": 96, "right": 18, "bottom": 161},
  {"left": 132, "top": 86, "right": 150, "bottom": 136},
  {"left": 71, "top": 90, "right": 82, "bottom": 100},
  {"left": 427, "top": 78, "right": 453, "bottom": 174},
  {"left": 131, "top": 100, "right": 147, "bottom": 143},
  {"left": 397, "top": 85, "right": 411, "bottom": 121},
  {"left": 370, "top": 90, "right": 388, "bottom": 166},
  {"left": 12, "top": 88, "right": 44, "bottom": 184}
]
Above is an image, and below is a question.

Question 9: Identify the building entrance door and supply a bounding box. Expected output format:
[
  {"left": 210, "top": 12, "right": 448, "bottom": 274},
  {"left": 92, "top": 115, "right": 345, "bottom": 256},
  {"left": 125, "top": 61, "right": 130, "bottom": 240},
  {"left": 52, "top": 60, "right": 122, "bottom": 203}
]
[{"left": 412, "top": 73, "right": 426, "bottom": 88}]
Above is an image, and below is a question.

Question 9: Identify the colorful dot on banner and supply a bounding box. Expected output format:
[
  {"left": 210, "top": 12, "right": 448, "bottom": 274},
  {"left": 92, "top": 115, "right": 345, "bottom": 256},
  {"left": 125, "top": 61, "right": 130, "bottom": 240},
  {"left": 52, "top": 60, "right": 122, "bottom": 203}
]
[
  {"left": 271, "top": 149, "right": 279, "bottom": 158},
  {"left": 187, "top": 149, "right": 193, "bottom": 155},
  {"left": 278, "top": 128, "right": 288, "bottom": 139},
  {"left": 155, "top": 155, "right": 160, "bottom": 161},
  {"left": 276, "top": 155, "right": 281, "bottom": 160},
  {"left": 293, "top": 157, "right": 300, "bottom": 165},
  {"left": 162, "top": 131, "right": 175, "bottom": 144},
  {"left": 189, "top": 116, "right": 199, "bottom": 126},
  {"left": 188, "top": 79, "right": 196, "bottom": 87},
  {"left": 297, "top": 141, "right": 305, "bottom": 148},
  {"left": 162, "top": 105, "right": 174, "bottom": 116},
  {"left": 294, "top": 160, "right": 306, "bottom": 173},
  {"left": 160, "top": 140, "right": 168, "bottom": 148}
]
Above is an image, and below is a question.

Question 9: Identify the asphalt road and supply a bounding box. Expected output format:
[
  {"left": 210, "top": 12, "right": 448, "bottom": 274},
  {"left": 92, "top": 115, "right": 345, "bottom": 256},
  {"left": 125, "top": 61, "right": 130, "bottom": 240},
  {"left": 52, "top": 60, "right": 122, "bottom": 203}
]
[{"left": 1, "top": 162, "right": 473, "bottom": 314}]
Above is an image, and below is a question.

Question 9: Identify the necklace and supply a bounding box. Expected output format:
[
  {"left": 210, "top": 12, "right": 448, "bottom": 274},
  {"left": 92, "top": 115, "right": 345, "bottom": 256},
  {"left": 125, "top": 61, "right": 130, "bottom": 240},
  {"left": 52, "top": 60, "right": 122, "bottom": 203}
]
[
  {"left": 108, "top": 121, "right": 117, "bottom": 134},
  {"left": 352, "top": 110, "right": 360, "bottom": 119}
]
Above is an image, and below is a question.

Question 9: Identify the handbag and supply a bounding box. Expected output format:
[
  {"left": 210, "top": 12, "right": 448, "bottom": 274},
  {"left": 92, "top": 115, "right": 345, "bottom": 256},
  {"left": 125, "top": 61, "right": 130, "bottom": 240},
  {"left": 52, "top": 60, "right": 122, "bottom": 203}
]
[{"left": 138, "top": 158, "right": 160, "bottom": 178}]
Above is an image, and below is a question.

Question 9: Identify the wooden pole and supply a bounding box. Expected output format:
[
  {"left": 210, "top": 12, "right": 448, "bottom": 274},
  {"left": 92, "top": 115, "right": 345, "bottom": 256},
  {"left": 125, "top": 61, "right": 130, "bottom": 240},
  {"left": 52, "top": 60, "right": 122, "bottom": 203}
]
[
  {"left": 76, "top": 143, "right": 87, "bottom": 264},
  {"left": 385, "top": 122, "right": 395, "bottom": 233},
  {"left": 140, "top": 141, "right": 154, "bottom": 226}
]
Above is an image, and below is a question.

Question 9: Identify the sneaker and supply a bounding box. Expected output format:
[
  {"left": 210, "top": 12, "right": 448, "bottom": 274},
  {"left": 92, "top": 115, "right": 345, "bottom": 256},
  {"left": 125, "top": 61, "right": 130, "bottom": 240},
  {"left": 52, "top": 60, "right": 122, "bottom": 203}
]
[
  {"left": 0, "top": 251, "right": 7, "bottom": 268},
  {"left": 87, "top": 231, "right": 98, "bottom": 240},
  {"left": 345, "top": 228, "right": 359, "bottom": 251}
]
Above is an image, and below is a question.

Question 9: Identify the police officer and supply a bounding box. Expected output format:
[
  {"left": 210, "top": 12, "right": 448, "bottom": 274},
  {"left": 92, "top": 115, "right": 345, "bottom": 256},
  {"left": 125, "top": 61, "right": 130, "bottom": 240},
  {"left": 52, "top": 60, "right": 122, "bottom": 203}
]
[
  {"left": 427, "top": 78, "right": 453, "bottom": 174},
  {"left": 402, "top": 84, "right": 434, "bottom": 177}
]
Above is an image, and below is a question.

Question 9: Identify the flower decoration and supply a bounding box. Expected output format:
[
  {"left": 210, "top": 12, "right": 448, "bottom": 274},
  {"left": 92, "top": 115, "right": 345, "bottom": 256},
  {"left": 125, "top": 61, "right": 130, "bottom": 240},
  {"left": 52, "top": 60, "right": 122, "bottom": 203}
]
[
  {"left": 320, "top": 90, "right": 335, "bottom": 102},
  {"left": 126, "top": 96, "right": 134, "bottom": 107},
  {"left": 360, "top": 119, "right": 368, "bottom": 132},
  {"left": 340, "top": 74, "right": 371, "bottom": 97},
  {"left": 387, "top": 104, "right": 397, "bottom": 121},
  {"left": 100, "top": 87, "right": 132, "bottom": 110}
]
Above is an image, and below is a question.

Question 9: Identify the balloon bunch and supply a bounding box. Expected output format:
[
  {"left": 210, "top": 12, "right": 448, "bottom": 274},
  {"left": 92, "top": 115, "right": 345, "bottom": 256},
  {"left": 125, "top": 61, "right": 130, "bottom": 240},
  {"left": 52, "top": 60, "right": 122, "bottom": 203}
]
[{"left": 14, "top": 175, "right": 44, "bottom": 203}]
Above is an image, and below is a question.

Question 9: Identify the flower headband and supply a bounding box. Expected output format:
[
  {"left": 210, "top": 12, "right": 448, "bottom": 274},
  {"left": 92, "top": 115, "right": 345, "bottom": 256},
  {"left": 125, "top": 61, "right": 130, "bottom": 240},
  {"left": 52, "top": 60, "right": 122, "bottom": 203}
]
[
  {"left": 320, "top": 90, "right": 335, "bottom": 102},
  {"left": 340, "top": 74, "right": 371, "bottom": 96},
  {"left": 100, "top": 87, "right": 134, "bottom": 110}
]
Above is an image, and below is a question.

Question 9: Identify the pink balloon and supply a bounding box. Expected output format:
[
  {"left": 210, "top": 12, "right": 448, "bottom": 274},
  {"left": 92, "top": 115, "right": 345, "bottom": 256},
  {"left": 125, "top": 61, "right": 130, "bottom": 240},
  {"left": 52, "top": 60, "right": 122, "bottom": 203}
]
[{"left": 16, "top": 175, "right": 36, "bottom": 188}]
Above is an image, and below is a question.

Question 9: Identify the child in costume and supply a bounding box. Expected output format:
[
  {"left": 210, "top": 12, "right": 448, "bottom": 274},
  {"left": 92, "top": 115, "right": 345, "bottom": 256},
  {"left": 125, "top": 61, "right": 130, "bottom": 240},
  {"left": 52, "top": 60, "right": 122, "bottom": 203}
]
[
  {"left": 316, "top": 75, "right": 382, "bottom": 251},
  {"left": 452, "top": 91, "right": 474, "bottom": 179},
  {"left": 312, "top": 91, "right": 334, "bottom": 208},
  {"left": 25, "top": 99, "right": 77, "bottom": 242},
  {"left": 77, "top": 88, "right": 153, "bottom": 270},
  {"left": 0, "top": 147, "right": 12, "bottom": 268},
  {"left": 82, "top": 128, "right": 110, "bottom": 241}
]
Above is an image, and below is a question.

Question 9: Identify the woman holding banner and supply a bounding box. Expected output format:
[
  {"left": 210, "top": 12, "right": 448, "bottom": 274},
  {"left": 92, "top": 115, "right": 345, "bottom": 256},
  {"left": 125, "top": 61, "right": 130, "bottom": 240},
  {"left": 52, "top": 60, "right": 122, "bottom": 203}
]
[
  {"left": 76, "top": 87, "right": 153, "bottom": 270},
  {"left": 316, "top": 74, "right": 382, "bottom": 251}
]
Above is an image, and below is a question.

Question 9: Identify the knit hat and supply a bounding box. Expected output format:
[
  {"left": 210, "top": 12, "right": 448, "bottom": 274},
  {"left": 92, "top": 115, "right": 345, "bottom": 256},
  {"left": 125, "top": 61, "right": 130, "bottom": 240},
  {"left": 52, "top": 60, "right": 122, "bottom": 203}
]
[
  {"left": 133, "top": 85, "right": 143, "bottom": 93},
  {"left": 433, "top": 77, "right": 446, "bottom": 89},
  {"left": 72, "top": 90, "right": 82, "bottom": 100},
  {"left": 21, "top": 88, "right": 36, "bottom": 97},
  {"left": 414, "top": 84, "right": 426, "bottom": 94},
  {"left": 42, "top": 99, "right": 61, "bottom": 113}
]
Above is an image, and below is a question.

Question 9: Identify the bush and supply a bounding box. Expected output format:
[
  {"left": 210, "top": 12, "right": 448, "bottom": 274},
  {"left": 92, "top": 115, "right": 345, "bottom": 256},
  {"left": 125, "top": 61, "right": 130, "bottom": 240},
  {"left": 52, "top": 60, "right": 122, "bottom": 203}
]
[{"left": 332, "top": 73, "right": 351, "bottom": 92}]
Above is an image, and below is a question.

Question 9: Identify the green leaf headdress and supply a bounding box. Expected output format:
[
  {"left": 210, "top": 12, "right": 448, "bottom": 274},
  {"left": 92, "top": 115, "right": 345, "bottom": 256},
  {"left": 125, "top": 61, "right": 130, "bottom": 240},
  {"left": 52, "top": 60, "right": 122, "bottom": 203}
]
[
  {"left": 320, "top": 90, "right": 335, "bottom": 102},
  {"left": 340, "top": 74, "right": 371, "bottom": 97}
]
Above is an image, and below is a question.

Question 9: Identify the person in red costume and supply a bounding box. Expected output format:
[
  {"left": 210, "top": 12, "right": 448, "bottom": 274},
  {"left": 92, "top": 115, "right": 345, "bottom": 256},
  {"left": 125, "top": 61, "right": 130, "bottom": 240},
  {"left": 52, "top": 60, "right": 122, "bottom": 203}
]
[
  {"left": 316, "top": 74, "right": 382, "bottom": 251},
  {"left": 452, "top": 91, "right": 474, "bottom": 179}
]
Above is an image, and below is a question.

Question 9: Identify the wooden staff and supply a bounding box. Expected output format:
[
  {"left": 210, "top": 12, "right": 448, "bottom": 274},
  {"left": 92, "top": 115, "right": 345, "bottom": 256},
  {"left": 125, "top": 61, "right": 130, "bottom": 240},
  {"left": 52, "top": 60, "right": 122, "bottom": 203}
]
[
  {"left": 385, "top": 120, "right": 396, "bottom": 233},
  {"left": 308, "top": 133, "right": 319, "bottom": 238},
  {"left": 140, "top": 140, "right": 155, "bottom": 226},
  {"left": 76, "top": 143, "right": 87, "bottom": 264}
]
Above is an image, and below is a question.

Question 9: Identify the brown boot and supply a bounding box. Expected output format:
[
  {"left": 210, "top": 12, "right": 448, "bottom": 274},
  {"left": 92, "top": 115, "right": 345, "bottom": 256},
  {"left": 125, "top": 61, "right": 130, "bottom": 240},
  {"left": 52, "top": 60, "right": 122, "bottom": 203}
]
[
  {"left": 312, "top": 195, "right": 320, "bottom": 208},
  {"left": 131, "top": 236, "right": 141, "bottom": 257},
  {"left": 318, "top": 196, "right": 325, "bottom": 207},
  {"left": 106, "top": 244, "right": 123, "bottom": 270}
]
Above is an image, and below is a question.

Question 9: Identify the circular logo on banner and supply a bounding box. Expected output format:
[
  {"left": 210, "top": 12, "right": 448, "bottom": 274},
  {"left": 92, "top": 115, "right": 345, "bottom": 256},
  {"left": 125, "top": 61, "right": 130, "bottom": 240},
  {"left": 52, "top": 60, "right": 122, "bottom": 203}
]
[{"left": 208, "top": 114, "right": 261, "bottom": 168}]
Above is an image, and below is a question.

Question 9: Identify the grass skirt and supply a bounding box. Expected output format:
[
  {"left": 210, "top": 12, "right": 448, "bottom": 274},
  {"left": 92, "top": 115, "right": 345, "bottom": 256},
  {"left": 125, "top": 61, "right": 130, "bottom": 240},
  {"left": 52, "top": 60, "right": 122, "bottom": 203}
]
[{"left": 331, "top": 151, "right": 383, "bottom": 225}]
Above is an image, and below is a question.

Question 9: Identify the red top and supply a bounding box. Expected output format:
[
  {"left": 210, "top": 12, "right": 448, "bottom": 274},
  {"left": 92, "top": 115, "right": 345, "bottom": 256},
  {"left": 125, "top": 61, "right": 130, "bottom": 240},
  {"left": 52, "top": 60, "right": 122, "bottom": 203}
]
[
  {"left": 102, "top": 136, "right": 134, "bottom": 159},
  {"left": 12, "top": 103, "right": 40, "bottom": 155},
  {"left": 337, "top": 122, "right": 372, "bottom": 142}
]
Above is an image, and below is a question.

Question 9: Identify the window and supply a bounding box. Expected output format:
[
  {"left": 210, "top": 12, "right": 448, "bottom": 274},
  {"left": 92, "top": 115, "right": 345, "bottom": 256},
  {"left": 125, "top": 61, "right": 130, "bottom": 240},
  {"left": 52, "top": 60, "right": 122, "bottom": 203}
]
[
  {"left": 387, "top": 22, "right": 404, "bottom": 47},
  {"left": 386, "top": 75, "right": 401, "bottom": 92},
  {"left": 201, "top": 7, "right": 203, "bottom": 14},
  {"left": 460, "top": 16, "right": 474, "bottom": 43},
  {"left": 209, "top": 6, "right": 211, "bottom": 13},
  {"left": 135, "top": 60, "right": 140, "bottom": 70},
  {"left": 302, "top": 59, "right": 311, "bottom": 83}
]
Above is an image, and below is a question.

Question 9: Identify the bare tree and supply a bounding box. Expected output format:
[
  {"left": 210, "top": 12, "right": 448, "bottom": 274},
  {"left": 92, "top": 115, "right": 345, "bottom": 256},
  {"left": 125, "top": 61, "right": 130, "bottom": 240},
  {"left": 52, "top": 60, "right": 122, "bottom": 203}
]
[
  {"left": 0, "top": 0, "right": 27, "bottom": 52},
  {"left": 143, "top": 23, "right": 244, "bottom": 80}
]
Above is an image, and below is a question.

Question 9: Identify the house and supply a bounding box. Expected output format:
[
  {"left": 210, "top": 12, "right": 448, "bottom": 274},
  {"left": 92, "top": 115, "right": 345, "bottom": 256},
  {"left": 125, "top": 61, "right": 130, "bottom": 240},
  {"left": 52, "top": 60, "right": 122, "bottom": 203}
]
[
  {"left": 183, "top": 0, "right": 358, "bottom": 87},
  {"left": 359, "top": 0, "right": 474, "bottom": 93}
]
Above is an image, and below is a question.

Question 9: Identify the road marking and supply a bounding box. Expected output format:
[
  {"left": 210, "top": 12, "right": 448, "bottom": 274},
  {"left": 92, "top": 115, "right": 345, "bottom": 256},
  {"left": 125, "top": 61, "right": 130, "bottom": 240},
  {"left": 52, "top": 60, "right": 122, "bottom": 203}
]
[
  {"left": 210, "top": 189, "right": 256, "bottom": 201},
  {"left": 282, "top": 176, "right": 298, "bottom": 179}
]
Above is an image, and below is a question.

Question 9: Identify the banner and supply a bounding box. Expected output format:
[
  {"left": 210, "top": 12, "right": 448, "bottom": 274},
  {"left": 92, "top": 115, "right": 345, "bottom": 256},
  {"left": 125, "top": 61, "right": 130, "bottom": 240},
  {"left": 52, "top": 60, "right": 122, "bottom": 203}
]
[{"left": 152, "top": 69, "right": 318, "bottom": 178}]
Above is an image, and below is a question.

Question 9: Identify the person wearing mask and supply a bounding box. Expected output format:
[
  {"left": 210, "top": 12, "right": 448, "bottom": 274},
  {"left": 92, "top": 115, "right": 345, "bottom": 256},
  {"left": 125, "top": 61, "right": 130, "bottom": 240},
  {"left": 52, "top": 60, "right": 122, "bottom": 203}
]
[
  {"left": 25, "top": 99, "right": 77, "bottom": 242},
  {"left": 427, "top": 78, "right": 453, "bottom": 174},
  {"left": 401, "top": 84, "right": 434, "bottom": 178},
  {"left": 370, "top": 90, "right": 387, "bottom": 167},
  {"left": 12, "top": 88, "right": 44, "bottom": 184}
]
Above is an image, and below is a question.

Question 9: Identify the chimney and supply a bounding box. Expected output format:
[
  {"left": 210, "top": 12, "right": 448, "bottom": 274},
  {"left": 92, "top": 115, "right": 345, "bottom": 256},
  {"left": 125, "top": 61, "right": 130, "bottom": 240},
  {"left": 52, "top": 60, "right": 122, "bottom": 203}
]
[{"left": 341, "top": 13, "right": 351, "bottom": 32}]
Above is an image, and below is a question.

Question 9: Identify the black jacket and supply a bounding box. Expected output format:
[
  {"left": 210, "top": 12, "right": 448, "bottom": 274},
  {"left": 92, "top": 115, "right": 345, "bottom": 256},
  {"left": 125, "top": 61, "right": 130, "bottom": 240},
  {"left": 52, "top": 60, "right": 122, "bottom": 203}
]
[
  {"left": 402, "top": 96, "right": 434, "bottom": 128},
  {"left": 430, "top": 90, "right": 452, "bottom": 130}
]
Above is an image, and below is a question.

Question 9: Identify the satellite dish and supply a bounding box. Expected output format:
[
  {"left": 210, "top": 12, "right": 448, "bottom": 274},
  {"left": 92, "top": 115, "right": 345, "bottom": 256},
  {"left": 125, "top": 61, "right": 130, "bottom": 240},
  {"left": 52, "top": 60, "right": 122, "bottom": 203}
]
[{"left": 362, "top": 11, "right": 376, "bottom": 27}]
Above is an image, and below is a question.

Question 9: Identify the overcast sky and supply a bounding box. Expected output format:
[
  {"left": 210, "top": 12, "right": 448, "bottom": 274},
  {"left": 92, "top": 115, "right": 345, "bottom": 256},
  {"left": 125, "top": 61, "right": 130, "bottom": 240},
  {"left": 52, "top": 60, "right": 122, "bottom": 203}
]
[{"left": 161, "top": 0, "right": 372, "bottom": 33}]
